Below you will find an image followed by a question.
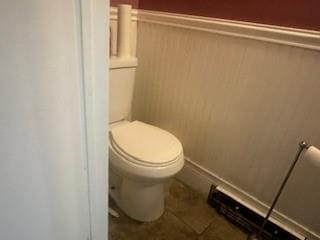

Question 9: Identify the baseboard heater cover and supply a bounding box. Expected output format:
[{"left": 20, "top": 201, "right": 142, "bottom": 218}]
[{"left": 207, "top": 185, "right": 307, "bottom": 240}]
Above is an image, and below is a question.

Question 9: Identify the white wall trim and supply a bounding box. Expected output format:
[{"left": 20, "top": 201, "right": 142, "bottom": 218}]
[
  {"left": 176, "top": 157, "right": 320, "bottom": 240},
  {"left": 110, "top": 7, "right": 320, "bottom": 50},
  {"left": 132, "top": 9, "right": 320, "bottom": 51},
  {"left": 80, "top": 0, "right": 108, "bottom": 239}
]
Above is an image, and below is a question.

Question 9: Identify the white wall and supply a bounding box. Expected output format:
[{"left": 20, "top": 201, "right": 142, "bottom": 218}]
[
  {"left": 132, "top": 11, "right": 320, "bottom": 238},
  {"left": 0, "top": 1, "right": 107, "bottom": 240}
]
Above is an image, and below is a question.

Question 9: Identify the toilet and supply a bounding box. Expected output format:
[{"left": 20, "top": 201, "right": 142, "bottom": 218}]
[{"left": 109, "top": 57, "right": 184, "bottom": 222}]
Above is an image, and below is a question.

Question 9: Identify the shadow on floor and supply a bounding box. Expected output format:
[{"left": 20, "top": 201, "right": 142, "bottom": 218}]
[{"left": 109, "top": 178, "right": 247, "bottom": 240}]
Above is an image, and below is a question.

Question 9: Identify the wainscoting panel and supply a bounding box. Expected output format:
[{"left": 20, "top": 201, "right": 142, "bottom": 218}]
[{"left": 132, "top": 11, "right": 320, "bottom": 239}]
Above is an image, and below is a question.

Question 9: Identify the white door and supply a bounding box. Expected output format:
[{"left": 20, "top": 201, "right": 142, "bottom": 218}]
[{"left": 0, "top": 0, "right": 108, "bottom": 239}]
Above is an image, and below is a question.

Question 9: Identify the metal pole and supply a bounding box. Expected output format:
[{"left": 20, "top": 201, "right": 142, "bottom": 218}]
[{"left": 248, "top": 141, "right": 308, "bottom": 240}]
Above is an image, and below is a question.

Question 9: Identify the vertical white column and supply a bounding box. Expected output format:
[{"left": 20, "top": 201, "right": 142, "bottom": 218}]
[{"left": 117, "top": 4, "right": 132, "bottom": 58}]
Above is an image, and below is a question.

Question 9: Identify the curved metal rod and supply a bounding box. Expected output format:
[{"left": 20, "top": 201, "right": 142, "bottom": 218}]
[{"left": 250, "top": 141, "right": 308, "bottom": 239}]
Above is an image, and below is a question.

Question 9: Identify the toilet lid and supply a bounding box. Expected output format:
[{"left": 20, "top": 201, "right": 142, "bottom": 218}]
[{"left": 110, "top": 121, "right": 183, "bottom": 165}]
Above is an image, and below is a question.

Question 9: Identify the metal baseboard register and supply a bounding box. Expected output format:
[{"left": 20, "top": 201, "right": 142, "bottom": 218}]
[{"left": 207, "top": 185, "right": 305, "bottom": 240}]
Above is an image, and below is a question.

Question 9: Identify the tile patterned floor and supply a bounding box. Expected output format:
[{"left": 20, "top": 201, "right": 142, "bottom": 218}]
[{"left": 109, "top": 179, "right": 248, "bottom": 240}]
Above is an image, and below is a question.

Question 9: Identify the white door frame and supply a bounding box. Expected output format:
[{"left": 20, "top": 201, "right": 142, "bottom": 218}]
[{"left": 78, "top": 0, "right": 108, "bottom": 239}]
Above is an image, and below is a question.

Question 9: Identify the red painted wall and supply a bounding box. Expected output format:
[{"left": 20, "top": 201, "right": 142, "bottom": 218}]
[
  {"left": 110, "top": 0, "right": 320, "bottom": 31},
  {"left": 111, "top": 0, "right": 139, "bottom": 9}
]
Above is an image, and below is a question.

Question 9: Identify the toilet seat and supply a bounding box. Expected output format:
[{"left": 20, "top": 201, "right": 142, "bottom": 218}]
[{"left": 110, "top": 121, "right": 183, "bottom": 167}]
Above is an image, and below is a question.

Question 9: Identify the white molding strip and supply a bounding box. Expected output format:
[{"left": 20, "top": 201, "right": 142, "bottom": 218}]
[
  {"left": 81, "top": 0, "right": 108, "bottom": 239},
  {"left": 137, "top": 10, "right": 320, "bottom": 51},
  {"left": 110, "top": 7, "right": 320, "bottom": 50},
  {"left": 176, "top": 157, "right": 320, "bottom": 240}
]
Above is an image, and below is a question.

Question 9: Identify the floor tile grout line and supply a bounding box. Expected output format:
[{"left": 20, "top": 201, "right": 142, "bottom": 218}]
[
  {"left": 165, "top": 208, "right": 199, "bottom": 235},
  {"left": 172, "top": 177, "right": 207, "bottom": 197},
  {"left": 165, "top": 207, "right": 215, "bottom": 236},
  {"left": 199, "top": 215, "right": 218, "bottom": 236},
  {"left": 167, "top": 179, "right": 247, "bottom": 236},
  {"left": 165, "top": 178, "right": 219, "bottom": 236}
]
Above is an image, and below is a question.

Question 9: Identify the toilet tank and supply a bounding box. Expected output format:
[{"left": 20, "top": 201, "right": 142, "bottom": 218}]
[{"left": 109, "top": 57, "right": 138, "bottom": 123}]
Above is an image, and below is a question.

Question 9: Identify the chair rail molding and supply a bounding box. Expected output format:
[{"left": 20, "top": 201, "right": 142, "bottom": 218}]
[
  {"left": 111, "top": 7, "right": 320, "bottom": 51},
  {"left": 138, "top": 10, "right": 320, "bottom": 51}
]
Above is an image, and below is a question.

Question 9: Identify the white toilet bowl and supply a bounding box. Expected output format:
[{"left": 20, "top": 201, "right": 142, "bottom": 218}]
[{"left": 109, "top": 120, "right": 184, "bottom": 222}]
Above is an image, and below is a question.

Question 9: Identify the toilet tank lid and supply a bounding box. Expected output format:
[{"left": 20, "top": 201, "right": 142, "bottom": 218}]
[
  {"left": 110, "top": 121, "right": 183, "bottom": 164},
  {"left": 109, "top": 57, "right": 138, "bottom": 69}
]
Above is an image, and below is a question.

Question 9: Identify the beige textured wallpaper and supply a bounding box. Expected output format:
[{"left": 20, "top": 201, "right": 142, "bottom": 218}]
[{"left": 132, "top": 22, "right": 320, "bottom": 233}]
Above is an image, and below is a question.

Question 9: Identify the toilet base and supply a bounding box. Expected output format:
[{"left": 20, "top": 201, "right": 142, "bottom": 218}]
[
  {"left": 109, "top": 167, "right": 165, "bottom": 222},
  {"left": 120, "top": 178, "right": 164, "bottom": 222}
]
